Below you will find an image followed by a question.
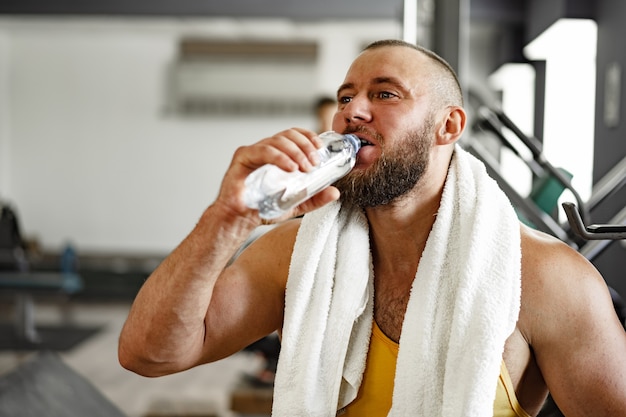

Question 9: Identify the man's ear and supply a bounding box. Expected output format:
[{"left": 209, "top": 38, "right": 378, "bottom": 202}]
[{"left": 436, "top": 106, "right": 466, "bottom": 145}]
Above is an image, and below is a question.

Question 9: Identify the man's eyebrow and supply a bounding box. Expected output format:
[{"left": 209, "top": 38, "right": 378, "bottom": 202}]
[
  {"left": 372, "top": 76, "right": 408, "bottom": 90},
  {"left": 337, "top": 82, "right": 354, "bottom": 96}
]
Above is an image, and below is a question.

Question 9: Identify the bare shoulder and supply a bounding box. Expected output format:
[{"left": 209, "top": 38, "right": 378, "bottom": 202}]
[
  {"left": 518, "top": 224, "right": 607, "bottom": 312},
  {"left": 519, "top": 224, "right": 597, "bottom": 281},
  {"left": 518, "top": 224, "right": 615, "bottom": 339},
  {"left": 518, "top": 224, "right": 626, "bottom": 417}
]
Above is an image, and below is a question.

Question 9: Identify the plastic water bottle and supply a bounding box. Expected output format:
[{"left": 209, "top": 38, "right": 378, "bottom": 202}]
[{"left": 244, "top": 131, "right": 361, "bottom": 219}]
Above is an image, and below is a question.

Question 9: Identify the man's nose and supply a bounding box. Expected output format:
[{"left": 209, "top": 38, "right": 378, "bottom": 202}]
[{"left": 342, "top": 96, "right": 372, "bottom": 124}]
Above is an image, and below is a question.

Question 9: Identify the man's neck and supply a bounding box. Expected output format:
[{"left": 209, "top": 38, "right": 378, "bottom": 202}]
[{"left": 365, "top": 191, "right": 440, "bottom": 279}]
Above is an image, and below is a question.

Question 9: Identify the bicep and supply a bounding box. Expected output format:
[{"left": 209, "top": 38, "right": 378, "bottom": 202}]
[
  {"left": 200, "top": 221, "right": 297, "bottom": 362},
  {"left": 527, "top": 250, "right": 626, "bottom": 417}
]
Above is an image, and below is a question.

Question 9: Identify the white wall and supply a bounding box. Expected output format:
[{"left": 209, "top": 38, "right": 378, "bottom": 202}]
[
  {"left": 0, "top": 17, "right": 400, "bottom": 254},
  {"left": 0, "top": 31, "right": 10, "bottom": 199}
]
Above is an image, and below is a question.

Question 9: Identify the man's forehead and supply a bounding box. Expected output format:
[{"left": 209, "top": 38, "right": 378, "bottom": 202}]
[{"left": 340, "top": 47, "right": 428, "bottom": 90}]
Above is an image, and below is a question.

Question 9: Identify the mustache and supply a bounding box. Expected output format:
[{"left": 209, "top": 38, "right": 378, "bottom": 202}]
[{"left": 342, "top": 126, "right": 384, "bottom": 144}]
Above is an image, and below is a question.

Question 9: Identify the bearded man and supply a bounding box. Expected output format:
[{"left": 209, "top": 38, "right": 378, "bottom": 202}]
[{"left": 119, "top": 40, "right": 626, "bottom": 417}]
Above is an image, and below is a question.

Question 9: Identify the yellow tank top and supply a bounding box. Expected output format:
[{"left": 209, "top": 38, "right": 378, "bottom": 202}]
[{"left": 341, "top": 322, "right": 531, "bottom": 417}]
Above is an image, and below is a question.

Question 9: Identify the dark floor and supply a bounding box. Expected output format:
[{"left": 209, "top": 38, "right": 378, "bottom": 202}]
[{"left": 0, "top": 299, "right": 260, "bottom": 417}]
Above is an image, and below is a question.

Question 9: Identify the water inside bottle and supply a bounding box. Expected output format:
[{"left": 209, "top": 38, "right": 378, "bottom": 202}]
[{"left": 244, "top": 132, "right": 360, "bottom": 219}]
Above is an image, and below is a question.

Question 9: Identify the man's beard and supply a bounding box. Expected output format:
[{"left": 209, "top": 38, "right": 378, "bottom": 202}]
[{"left": 335, "top": 121, "right": 434, "bottom": 208}]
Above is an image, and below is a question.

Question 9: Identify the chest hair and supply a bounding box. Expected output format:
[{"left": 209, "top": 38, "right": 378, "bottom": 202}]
[{"left": 374, "top": 274, "right": 414, "bottom": 343}]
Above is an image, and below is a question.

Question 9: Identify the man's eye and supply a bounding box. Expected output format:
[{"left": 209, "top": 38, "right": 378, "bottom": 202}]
[
  {"left": 339, "top": 96, "right": 352, "bottom": 104},
  {"left": 378, "top": 91, "right": 396, "bottom": 99}
]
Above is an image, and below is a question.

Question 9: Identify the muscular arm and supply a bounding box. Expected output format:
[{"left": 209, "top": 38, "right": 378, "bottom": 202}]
[
  {"left": 519, "top": 226, "right": 626, "bottom": 416},
  {"left": 118, "top": 128, "right": 339, "bottom": 377},
  {"left": 118, "top": 204, "right": 260, "bottom": 376}
]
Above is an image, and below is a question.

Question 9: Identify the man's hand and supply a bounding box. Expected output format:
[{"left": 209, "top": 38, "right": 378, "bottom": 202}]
[{"left": 216, "top": 128, "right": 340, "bottom": 222}]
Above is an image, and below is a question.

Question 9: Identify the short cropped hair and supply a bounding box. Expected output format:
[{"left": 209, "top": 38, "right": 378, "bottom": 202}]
[{"left": 363, "top": 39, "right": 464, "bottom": 108}]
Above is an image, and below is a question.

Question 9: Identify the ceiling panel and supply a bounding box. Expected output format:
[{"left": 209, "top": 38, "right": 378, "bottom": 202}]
[
  {"left": 0, "top": 0, "right": 525, "bottom": 24},
  {"left": 0, "top": 0, "right": 405, "bottom": 20}
]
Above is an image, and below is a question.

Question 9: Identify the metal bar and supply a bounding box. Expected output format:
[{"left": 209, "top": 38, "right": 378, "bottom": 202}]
[
  {"left": 479, "top": 105, "right": 591, "bottom": 226},
  {"left": 562, "top": 202, "right": 626, "bottom": 240},
  {"left": 475, "top": 107, "right": 545, "bottom": 178},
  {"left": 587, "top": 155, "right": 626, "bottom": 211}
]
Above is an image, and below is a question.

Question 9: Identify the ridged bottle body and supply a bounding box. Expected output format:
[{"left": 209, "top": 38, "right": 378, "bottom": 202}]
[{"left": 244, "top": 131, "right": 361, "bottom": 219}]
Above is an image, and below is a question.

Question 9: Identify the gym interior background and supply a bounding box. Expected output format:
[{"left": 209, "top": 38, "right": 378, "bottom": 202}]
[{"left": 0, "top": 0, "right": 625, "bottom": 416}]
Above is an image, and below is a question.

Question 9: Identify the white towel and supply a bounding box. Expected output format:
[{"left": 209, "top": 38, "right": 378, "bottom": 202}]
[{"left": 272, "top": 145, "right": 521, "bottom": 417}]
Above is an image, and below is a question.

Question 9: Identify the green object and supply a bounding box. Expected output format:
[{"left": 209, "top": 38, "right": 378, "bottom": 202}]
[{"left": 529, "top": 167, "right": 573, "bottom": 214}]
